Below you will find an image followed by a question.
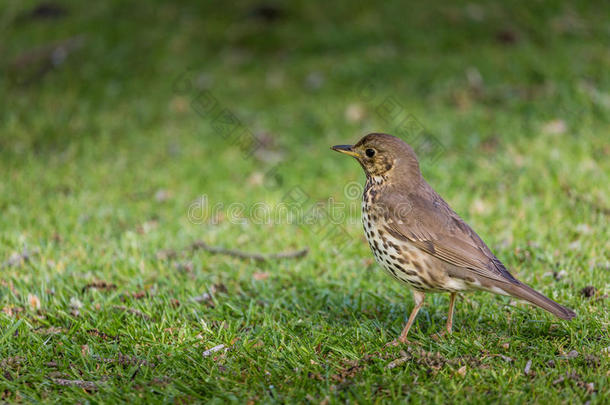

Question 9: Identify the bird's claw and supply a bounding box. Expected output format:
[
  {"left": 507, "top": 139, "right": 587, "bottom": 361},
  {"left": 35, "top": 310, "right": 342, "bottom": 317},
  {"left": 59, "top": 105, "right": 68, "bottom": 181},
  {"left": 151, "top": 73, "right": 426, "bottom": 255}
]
[
  {"left": 431, "top": 329, "right": 452, "bottom": 341},
  {"left": 386, "top": 338, "right": 420, "bottom": 347}
]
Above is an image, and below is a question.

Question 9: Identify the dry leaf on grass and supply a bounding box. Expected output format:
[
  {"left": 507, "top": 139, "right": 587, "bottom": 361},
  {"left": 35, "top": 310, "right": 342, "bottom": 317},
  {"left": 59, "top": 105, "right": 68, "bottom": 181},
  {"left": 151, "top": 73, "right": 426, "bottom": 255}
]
[
  {"left": 386, "top": 356, "right": 409, "bottom": 370},
  {"left": 253, "top": 272, "right": 270, "bottom": 280},
  {"left": 87, "top": 329, "right": 118, "bottom": 341},
  {"left": 560, "top": 350, "right": 579, "bottom": 359},
  {"left": 28, "top": 294, "right": 41, "bottom": 310},
  {"left": 51, "top": 378, "right": 99, "bottom": 390},
  {"left": 34, "top": 326, "right": 66, "bottom": 335},
  {"left": 202, "top": 344, "right": 226, "bottom": 357},
  {"left": 457, "top": 365, "right": 467, "bottom": 377},
  {"left": 82, "top": 281, "right": 117, "bottom": 293},
  {"left": 0, "top": 356, "right": 24, "bottom": 369},
  {"left": 2, "top": 306, "right": 24, "bottom": 317}
]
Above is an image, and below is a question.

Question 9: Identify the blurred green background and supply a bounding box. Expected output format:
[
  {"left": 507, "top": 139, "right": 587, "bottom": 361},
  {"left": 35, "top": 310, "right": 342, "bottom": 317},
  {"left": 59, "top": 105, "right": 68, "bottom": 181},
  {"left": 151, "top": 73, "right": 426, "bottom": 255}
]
[{"left": 1, "top": 1, "right": 608, "bottom": 403}]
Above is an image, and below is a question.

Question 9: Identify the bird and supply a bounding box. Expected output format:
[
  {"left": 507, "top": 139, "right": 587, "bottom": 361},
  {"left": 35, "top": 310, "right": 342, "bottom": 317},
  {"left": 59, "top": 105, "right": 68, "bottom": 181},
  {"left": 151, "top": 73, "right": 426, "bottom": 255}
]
[{"left": 331, "top": 133, "right": 576, "bottom": 342}]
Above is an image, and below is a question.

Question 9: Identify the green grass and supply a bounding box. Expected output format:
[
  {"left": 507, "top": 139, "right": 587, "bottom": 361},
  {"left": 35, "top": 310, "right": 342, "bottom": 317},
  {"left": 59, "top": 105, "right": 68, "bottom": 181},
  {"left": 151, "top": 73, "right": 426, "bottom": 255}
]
[{"left": 1, "top": 0, "right": 609, "bottom": 403}]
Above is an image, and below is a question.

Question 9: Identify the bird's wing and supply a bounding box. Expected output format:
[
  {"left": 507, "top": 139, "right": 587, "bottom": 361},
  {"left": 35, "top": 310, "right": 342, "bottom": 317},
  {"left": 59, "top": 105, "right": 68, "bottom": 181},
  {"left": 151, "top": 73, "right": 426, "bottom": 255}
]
[{"left": 379, "top": 185, "right": 518, "bottom": 285}]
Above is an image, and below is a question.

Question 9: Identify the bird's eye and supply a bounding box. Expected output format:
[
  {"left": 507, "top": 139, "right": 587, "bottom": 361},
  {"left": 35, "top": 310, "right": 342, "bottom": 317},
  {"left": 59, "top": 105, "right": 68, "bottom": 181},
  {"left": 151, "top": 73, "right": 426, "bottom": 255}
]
[{"left": 365, "top": 148, "right": 375, "bottom": 158}]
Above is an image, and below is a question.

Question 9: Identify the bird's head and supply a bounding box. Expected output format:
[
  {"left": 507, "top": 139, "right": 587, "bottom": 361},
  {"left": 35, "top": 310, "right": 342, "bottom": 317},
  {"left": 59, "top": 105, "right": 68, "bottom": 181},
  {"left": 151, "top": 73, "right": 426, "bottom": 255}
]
[{"left": 332, "top": 133, "right": 421, "bottom": 181}]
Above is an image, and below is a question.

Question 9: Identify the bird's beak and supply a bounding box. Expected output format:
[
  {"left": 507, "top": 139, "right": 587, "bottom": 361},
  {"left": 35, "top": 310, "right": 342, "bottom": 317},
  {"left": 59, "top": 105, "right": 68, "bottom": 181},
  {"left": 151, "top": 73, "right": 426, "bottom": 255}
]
[{"left": 331, "top": 144, "right": 360, "bottom": 158}]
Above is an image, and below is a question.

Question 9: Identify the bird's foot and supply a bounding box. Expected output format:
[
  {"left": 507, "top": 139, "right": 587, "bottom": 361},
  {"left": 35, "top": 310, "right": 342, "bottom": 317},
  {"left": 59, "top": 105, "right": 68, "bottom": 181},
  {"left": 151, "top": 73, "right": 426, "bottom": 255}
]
[
  {"left": 431, "top": 329, "right": 452, "bottom": 341},
  {"left": 385, "top": 338, "right": 420, "bottom": 347}
]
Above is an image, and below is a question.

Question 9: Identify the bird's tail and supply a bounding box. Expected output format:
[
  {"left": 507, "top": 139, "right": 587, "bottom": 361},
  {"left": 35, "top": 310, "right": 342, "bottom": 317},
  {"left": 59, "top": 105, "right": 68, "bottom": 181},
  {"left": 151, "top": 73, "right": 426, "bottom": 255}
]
[{"left": 503, "top": 282, "right": 576, "bottom": 320}]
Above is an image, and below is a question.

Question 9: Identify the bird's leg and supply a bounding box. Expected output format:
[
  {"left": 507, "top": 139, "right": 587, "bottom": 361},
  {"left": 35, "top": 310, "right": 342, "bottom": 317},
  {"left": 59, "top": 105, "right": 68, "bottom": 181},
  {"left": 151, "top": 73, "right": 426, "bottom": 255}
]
[
  {"left": 433, "top": 292, "right": 457, "bottom": 340},
  {"left": 445, "top": 292, "right": 456, "bottom": 334},
  {"left": 398, "top": 291, "right": 426, "bottom": 343}
]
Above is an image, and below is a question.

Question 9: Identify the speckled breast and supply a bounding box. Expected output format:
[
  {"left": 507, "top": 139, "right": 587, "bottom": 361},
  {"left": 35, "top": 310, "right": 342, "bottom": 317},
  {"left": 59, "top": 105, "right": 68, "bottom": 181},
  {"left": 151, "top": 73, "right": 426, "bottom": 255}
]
[{"left": 361, "top": 181, "right": 439, "bottom": 292}]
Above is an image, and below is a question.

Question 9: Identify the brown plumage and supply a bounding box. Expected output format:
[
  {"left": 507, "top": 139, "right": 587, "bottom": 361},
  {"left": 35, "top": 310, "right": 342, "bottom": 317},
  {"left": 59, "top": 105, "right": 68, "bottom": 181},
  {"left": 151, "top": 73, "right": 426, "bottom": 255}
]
[{"left": 332, "top": 133, "right": 575, "bottom": 342}]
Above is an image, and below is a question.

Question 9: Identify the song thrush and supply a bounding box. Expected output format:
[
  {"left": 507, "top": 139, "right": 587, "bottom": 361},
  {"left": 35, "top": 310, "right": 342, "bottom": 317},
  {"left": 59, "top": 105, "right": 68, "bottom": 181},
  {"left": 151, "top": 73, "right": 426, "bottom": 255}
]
[{"left": 332, "top": 133, "right": 575, "bottom": 342}]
